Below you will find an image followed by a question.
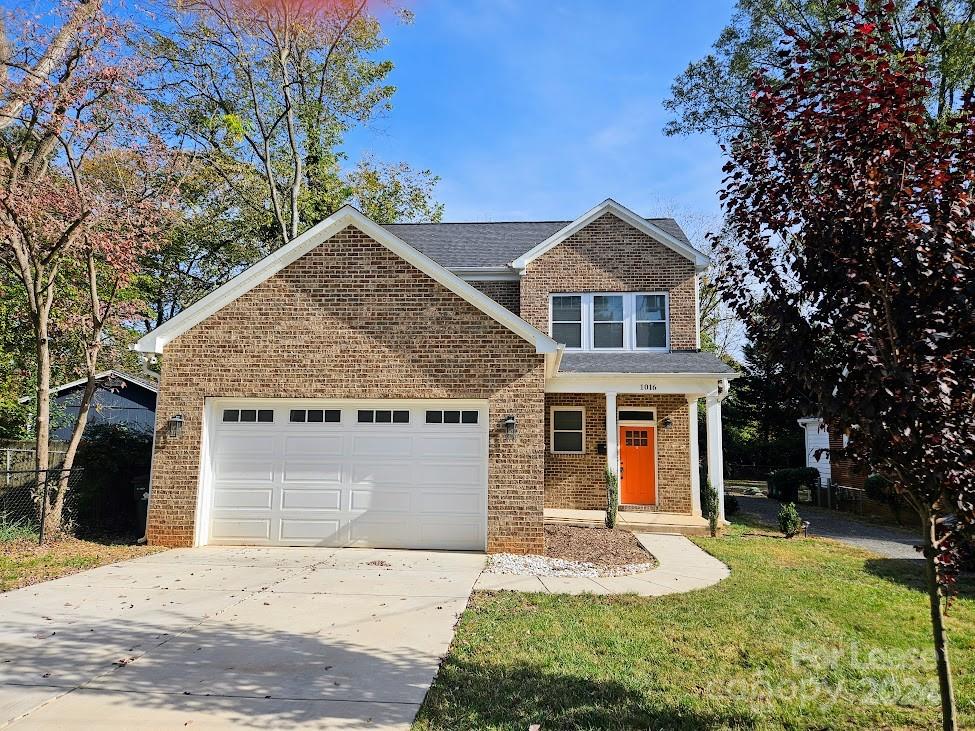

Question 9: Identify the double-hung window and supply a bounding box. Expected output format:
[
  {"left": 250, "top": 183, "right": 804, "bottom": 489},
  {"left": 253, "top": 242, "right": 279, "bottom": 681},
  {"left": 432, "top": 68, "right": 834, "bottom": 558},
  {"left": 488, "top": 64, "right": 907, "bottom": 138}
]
[
  {"left": 550, "top": 295, "right": 583, "bottom": 348},
  {"left": 549, "top": 293, "right": 669, "bottom": 351}
]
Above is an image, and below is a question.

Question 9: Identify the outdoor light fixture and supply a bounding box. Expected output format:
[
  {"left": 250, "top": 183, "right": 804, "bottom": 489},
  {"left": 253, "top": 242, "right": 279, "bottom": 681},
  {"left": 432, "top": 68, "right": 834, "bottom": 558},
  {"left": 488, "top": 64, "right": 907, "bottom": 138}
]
[
  {"left": 503, "top": 415, "right": 517, "bottom": 440},
  {"left": 661, "top": 416, "right": 673, "bottom": 430},
  {"left": 167, "top": 414, "right": 184, "bottom": 438}
]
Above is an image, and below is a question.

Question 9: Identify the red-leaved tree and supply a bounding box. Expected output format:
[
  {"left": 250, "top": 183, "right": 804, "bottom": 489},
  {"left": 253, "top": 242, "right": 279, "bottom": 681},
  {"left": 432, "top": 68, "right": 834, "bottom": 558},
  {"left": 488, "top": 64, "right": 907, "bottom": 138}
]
[
  {"left": 0, "top": 1, "right": 176, "bottom": 533},
  {"left": 716, "top": 3, "right": 974, "bottom": 728}
]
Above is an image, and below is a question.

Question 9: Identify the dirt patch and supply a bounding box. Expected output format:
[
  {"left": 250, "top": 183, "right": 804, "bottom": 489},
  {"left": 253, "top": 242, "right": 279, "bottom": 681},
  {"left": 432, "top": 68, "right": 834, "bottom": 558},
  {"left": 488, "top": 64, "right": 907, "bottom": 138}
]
[
  {"left": 544, "top": 525, "right": 653, "bottom": 567},
  {"left": 1, "top": 537, "right": 165, "bottom": 592}
]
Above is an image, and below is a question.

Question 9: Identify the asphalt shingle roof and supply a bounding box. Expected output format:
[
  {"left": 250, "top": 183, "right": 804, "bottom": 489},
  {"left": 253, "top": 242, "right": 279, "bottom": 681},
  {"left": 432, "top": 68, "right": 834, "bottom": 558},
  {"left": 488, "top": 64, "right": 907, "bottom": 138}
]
[
  {"left": 558, "top": 351, "right": 737, "bottom": 375},
  {"left": 382, "top": 218, "right": 694, "bottom": 269}
]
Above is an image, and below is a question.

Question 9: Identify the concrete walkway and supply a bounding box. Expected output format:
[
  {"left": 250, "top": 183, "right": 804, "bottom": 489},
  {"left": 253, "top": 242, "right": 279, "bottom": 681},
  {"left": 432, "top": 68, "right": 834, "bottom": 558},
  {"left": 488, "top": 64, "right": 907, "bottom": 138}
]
[
  {"left": 735, "top": 494, "right": 921, "bottom": 560},
  {"left": 0, "top": 546, "right": 485, "bottom": 730},
  {"left": 474, "top": 533, "right": 729, "bottom": 595}
]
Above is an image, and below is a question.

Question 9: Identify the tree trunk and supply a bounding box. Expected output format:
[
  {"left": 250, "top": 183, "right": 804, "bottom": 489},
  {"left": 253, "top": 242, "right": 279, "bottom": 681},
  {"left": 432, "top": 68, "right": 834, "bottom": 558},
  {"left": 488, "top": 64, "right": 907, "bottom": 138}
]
[
  {"left": 923, "top": 509, "right": 957, "bottom": 731},
  {"left": 34, "top": 318, "right": 54, "bottom": 539}
]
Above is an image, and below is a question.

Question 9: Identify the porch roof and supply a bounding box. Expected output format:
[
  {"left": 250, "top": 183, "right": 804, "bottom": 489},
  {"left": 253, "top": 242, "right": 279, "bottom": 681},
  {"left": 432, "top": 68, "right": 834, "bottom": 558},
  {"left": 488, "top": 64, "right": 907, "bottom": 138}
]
[{"left": 558, "top": 351, "right": 737, "bottom": 376}]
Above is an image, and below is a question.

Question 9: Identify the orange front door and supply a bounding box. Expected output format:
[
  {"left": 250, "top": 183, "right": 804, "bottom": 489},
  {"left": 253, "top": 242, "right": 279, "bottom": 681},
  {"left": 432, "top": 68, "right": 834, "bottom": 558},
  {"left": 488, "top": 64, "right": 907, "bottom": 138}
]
[{"left": 619, "top": 426, "right": 656, "bottom": 505}]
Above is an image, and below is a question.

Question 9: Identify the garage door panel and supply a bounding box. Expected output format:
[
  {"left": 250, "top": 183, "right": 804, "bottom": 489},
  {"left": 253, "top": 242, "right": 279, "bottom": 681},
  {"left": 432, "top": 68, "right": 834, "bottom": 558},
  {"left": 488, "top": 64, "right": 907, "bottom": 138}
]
[
  {"left": 214, "top": 458, "right": 275, "bottom": 482},
  {"left": 352, "top": 434, "right": 413, "bottom": 457},
  {"left": 282, "top": 461, "right": 343, "bottom": 484},
  {"left": 280, "top": 488, "right": 341, "bottom": 510},
  {"left": 351, "top": 462, "right": 413, "bottom": 486},
  {"left": 283, "top": 435, "right": 344, "bottom": 457},
  {"left": 212, "top": 488, "right": 274, "bottom": 510},
  {"left": 207, "top": 401, "right": 487, "bottom": 550},
  {"left": 421, "top": 463, "right": 481, "bottom": 486},
  {"left": 279, "top": 519, "right": 342, "bottom": 543},
  {"left": 349, "top": 488, "right": 412, "bottom": 512},
  {"left": 416, "top": 435, "right": 481, "bottom": 458},
  {"left": 211, "top": 518, "right": 271, "bottom": 541},
  {"left": 416, "top": 490, "right": 482, "bottom": 514},
  {"left": 214, "top": 434, "right": 275, "bottom": 456}
]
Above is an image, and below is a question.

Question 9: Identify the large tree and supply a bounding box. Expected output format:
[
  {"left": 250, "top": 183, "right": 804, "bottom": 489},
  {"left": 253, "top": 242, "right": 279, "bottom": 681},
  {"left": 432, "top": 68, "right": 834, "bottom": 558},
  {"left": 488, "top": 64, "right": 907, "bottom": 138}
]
[
  {"left": 149, "top": 0, "right": 442, "bottom": 251},
  {"left": 665, "top": 0, "right": 975, "bottom": 142},
  {"left": 0, "top": 1, "right": 175, "bottom": 532},
  {"left": 716, "top": 4, "right": 974, "bottom": 727}
]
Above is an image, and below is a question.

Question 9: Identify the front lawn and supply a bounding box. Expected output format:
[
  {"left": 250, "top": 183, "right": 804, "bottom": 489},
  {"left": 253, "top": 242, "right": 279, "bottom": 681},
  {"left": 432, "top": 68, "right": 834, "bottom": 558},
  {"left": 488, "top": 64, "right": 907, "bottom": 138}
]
[
  {"left": 1, "top": 536, "right": 164, "bottom": 592},
  {"left": 415, "top": 522, "right": 975, "bottom": 730}
]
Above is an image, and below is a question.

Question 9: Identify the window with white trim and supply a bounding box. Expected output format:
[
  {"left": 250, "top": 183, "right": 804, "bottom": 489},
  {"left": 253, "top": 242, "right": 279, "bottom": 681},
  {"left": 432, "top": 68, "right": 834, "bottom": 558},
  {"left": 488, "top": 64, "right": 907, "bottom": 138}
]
[
  {"left": 551, "top": 407, "right": 585, "bottom": 454},
  {"left": 549, "top": 293, "right": 669, "bottom": 351}
]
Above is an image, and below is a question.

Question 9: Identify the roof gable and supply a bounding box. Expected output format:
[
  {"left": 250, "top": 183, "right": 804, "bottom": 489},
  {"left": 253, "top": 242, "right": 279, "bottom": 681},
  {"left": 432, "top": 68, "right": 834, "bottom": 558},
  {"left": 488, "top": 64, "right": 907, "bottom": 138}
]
[
  {"left": 510, "top": 199, "right": 710, "bottom": 273},
  {"left": 135, "top": 206, "right": 559, "bottom": 355},
  {"left": 19, "top": 370, "right": 158, "bottom": 404}
]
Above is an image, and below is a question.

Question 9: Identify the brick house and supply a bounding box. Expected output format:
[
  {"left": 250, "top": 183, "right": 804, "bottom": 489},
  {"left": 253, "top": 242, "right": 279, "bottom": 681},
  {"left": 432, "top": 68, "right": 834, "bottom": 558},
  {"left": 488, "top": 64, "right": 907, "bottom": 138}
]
[{"left": 135, "top": 199, "right": 737, "bottom": 554}]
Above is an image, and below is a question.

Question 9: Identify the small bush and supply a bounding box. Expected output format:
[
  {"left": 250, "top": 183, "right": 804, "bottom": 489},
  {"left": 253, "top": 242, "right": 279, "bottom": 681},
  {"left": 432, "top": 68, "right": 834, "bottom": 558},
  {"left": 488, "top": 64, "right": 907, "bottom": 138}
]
[
  {"left": 767, "top": 467, "right": 820, "bottom": 503},
  {"left": 604, "top": 467, "right": 619, "bottom": 528},
  {"left": 0, "top": 516, "right": 38, "bottom": 543},
  {"left": 724, "top": 494, "right": 740, "bottom": 517},
  {"left": 702, "top": 479, "right": 719, "bottom": 537},
  {"left": 778, "top": 502, "right": 803, "bottom": 538}
]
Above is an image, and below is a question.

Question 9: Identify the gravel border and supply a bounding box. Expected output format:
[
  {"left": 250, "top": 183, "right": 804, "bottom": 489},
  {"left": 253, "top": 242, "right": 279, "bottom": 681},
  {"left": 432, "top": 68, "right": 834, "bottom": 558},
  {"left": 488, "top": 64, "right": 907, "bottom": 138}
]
[{"left": 487, "top": 552, "right": 657, "bottom": 578}]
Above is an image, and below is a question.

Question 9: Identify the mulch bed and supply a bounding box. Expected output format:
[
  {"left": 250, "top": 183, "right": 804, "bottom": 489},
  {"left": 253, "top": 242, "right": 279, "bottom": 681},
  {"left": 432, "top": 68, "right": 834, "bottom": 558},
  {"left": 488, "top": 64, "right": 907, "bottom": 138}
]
[{"left": 544, "top": 524, "right": 653, "bottom": 567}]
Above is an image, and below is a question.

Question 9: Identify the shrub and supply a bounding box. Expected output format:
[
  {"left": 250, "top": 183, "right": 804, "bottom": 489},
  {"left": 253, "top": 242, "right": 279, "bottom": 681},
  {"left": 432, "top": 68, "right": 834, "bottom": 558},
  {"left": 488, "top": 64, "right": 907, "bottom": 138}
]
[
  {"left": 724, "top": 494, "right": 740, "bottom": 517},
  {"left": 72, "top": 423, "right": 152, "bottom": 537},
  {"left": 702, "top": 479, "right": 719, "bottom": 537},
  {"left": 604, "top": 467, "right": 619, "bottom": 529},
  {"left": 767, "top": 467, "right": 820, "bottom": 503},
  {"left": 778, "top": 502, "right": 803, "bottom": 538}
]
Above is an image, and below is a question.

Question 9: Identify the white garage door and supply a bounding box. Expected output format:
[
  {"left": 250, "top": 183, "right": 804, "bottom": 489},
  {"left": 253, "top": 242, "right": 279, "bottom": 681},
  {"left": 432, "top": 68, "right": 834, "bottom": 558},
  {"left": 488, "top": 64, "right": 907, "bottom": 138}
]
[{"left": 203, "top": 400, "right": 488, "bottom": 550}]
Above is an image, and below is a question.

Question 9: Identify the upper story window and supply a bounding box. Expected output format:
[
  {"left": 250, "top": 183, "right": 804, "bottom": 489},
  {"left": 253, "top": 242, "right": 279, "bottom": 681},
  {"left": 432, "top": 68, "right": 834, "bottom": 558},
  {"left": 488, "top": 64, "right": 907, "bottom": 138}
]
[{"left": 549, "top": 293, "right": 669, "bottom": 351}]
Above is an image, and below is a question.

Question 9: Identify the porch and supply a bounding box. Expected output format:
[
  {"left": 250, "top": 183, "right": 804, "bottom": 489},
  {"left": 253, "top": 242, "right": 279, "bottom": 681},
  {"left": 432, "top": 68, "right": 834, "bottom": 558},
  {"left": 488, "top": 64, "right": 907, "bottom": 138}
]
[{"left": 545, "top": 507, "right": 712, "bottom": 537}]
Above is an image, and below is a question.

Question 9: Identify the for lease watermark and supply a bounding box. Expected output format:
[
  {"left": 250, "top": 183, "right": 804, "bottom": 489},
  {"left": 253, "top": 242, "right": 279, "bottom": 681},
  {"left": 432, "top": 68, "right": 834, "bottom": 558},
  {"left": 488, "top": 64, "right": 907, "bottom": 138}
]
[{"left": 716, "top": 641, "right": 940, "bottom": 709}]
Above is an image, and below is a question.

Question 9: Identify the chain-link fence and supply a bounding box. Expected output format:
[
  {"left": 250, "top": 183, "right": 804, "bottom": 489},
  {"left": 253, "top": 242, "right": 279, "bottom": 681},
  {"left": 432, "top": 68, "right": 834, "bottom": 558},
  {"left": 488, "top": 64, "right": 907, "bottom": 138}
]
[{"left": 0, "top": 468, "right": 85, "bottom": 544}]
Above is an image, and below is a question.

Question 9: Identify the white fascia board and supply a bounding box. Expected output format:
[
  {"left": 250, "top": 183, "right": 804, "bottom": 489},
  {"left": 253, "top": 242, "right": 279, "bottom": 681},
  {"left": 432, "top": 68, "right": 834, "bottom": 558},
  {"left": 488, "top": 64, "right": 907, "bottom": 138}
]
[
  {"left": 135, "top": 206, "right": 558, "bottom": 356},
  {"left": 545, "top": 371, "right": 737, "bottom": 395},
  {"left": 510, "top": 198, "right": 711, "bottom": 273}
]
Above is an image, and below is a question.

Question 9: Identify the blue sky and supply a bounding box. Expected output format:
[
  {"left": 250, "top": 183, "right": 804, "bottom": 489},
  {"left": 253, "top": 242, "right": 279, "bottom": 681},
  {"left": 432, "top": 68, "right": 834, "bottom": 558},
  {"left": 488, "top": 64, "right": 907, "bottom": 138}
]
[{"left": 344, "top": 1, "right": 736, "bottom": 225}]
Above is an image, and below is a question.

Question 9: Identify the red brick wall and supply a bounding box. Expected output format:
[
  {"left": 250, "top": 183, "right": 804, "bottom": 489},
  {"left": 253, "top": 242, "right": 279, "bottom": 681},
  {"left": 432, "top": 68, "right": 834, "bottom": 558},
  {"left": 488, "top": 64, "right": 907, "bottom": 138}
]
[
  {"left": 520, "top": 213, "right": 699, "bottom": 350},
  {"left": 544, "top": 393, "right": 692, "bottom": 514},
  {"left": 148, "top": 224, "right": 546, "bottom": 553},
  {"left": 470, "top": 280, "right": 520, "bottom": 315}
]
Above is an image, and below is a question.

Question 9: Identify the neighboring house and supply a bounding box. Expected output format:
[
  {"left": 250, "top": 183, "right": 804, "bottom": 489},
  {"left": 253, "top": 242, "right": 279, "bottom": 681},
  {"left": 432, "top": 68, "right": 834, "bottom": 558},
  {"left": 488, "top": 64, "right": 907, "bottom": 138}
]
[
  {"left": 797, "top": 417, "right": 865, "bottom": 488},
  {"left": 135, "top": 199, "right": 737, "bottom": 554},
  {"left": 21, "top": 370, "right": 158, "bottom": 441}
]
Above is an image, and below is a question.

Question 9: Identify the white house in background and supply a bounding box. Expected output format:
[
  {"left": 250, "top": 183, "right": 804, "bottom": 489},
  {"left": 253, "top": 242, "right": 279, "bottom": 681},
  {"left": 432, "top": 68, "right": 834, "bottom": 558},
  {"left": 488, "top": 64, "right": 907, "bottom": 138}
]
[{"left": 797, "top": 417, "right": 831, "bottom": 482}]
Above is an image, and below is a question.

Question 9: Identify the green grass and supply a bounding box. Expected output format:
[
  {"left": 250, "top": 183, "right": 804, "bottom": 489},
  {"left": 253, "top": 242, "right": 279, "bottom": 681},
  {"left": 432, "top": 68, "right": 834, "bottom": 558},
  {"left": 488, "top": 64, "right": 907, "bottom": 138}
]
[
  {"left": 414, "top": 523, "right": 975, "bottom": 730},
  {"left": 0, "top": 517, "right": 39, "bottom": 543}
]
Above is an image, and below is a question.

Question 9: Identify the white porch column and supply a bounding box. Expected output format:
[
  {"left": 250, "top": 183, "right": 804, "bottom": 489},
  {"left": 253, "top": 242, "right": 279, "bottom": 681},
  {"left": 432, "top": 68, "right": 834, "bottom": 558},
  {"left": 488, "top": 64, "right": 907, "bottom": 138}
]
[
  {"left": 687, "top": 395, "right": 702, "bottom": 516},
  {"left": 705, "top": 392, "right": 725, "bottom": 521},
  {"left": 605, "top": 392, "right": 618, "bottom": 477}
]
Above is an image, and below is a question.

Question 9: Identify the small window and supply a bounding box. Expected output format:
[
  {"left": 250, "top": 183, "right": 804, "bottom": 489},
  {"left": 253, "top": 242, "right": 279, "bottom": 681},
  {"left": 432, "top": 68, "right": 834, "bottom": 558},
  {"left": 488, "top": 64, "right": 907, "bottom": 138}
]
[
  {"left": 551, "top": 407, "right": 585, "bottom": 454},
  {"left": 618, "top": 410, "right": 654, "bottom": 422},
  {"left": 425, "top": 409, "right": 479, "bottom": 425},
  {"left": 223, "top": 409, "right": 240, "bottom": 423},
  {"left": 240, "top": 409, "right": 257, "bottom": 422},
  {"left": 290, "top": 409, "right": 306, "bottom": 423},
  {"left": 226, "top": 408, "right": 272, "bottom": 424},
  {"left": 257, "top": 409, "right": 273, "bottom": 423},
  {"left": 358, "top": 409, "right": 409, "bottom": 424},
  {"left": 551, "top": 295, "right": 582, "bottom": 348}
]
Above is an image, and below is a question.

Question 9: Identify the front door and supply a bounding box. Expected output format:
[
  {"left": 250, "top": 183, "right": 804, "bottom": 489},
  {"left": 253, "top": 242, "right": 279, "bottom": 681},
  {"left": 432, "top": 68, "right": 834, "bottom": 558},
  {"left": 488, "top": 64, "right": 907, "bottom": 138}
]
[{"left": 619, "top": 425, "right": 656, "bottom": 505}]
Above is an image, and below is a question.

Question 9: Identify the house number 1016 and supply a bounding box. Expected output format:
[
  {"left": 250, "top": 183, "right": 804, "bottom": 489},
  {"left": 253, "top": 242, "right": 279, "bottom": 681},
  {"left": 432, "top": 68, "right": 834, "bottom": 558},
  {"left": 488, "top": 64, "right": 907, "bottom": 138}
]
[{"left": 640, "top": 383, "right": 658, "bottom": 392}]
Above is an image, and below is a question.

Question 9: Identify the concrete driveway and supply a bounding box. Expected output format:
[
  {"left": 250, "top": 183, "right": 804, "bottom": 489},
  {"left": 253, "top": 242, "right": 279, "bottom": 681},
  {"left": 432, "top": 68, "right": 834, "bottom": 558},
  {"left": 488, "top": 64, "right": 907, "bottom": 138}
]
[{"left": 0, "top": 547, "right": 486, "bottom": 730}]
